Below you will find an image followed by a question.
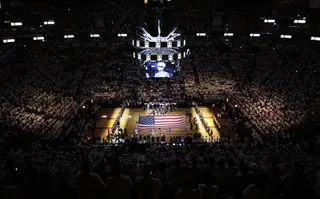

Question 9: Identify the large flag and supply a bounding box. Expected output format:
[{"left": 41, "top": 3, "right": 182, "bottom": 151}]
[{"left": 137, "top": 115, "right": 185, "bottom": 130}]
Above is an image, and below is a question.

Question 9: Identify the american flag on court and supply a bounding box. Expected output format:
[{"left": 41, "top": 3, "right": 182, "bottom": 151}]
[{"left": 137, "top": 115, "right": 185, "bottom": 130}]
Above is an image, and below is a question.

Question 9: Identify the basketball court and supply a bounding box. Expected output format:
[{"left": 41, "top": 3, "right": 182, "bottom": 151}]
[{"left": 87, "top": 107, "right": 221, "bottom": 142}]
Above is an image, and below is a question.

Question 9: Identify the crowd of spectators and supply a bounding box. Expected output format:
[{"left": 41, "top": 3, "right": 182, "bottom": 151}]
[
  {"left": 1, "top": 2, "right": 320, "bottom": 199},
  {"left": 1, "top": 2, "right": 319, "bottom": 144},
  {"left": 1, "top": 134, "right": 320, "bottom": 199},
  {"left": 2, "top": 35, "right": 319, "bottom": 199}
]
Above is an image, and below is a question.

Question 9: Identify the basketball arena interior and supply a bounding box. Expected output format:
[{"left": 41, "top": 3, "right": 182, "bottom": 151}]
[{"left": 1, "top": 0, "right": 320, "bottom": 199}]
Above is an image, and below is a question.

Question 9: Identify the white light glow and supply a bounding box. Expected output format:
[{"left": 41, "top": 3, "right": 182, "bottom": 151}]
[
  {"left": 64, "top": 35, "right": 74, "bottom": 39},
  {"left": 294, "top": 19, "right": 306, "bottom": 24},
  {"left": 132, "top": 40, "right": 135, "bottom": 45},
  {"left": 157, "top": 55, "right": 162, "bottom": 61},
  {"left": 117, "top": 33, "right": 127, "bottom": 37},
  {"left": 264, "top": 19, "right": 275, "bottom": 23},
  {"left": 133, "top": 52, "right": 135, "bottom": 58},
  {"left": 138, "top": 27, "right": 180, "bottom": 42},
  {"left": 136, "top": 40, "right": 140, "bottom": 47},
  {"left": 224, "top": 33, "right": 234, "bottom": 37},
  {"left": 177, "top": 40, "right": 181, "bottom": 47},
  {"left": 250, "top": 33, "right": 260, "bottom": 37},
  {"left": 167, "top": 41, "right": 172, "bottom": 47},
  {"left": 44, "top": 21, "right": 55, "bottom": 25},
  {"left": 183, "top": 40, "right": 186, "bottom": 45},
  {"left": 140, "top": 48, "right": 178, "bottom": 55},
  {"left": 10, "top": 22, "right": 22, "bottom": 26},
  {"left": 146, "top": 54, "right": 150, "bottom": 61},
  {"left": 138, "top": 54, "right": 141, "bottom": 60},
  {"left": 145, "top": 41, "right": 149, "bottom": 47},
  {"left": 169, "top": 54, "right": 173, "bottom": 61},
  {"left": 311, "top": 36, "right": 320, "bottom": 41},
  {"left": 156, "top": 41, "right": 160, "bottom": 48},
  {"left": 280, "top": 35, "right": 292, "bottom": 39},
  {"left": 33, "top": 36, "right": 44, "bottom": 41},
  {"left": 178, "top": 53, "right": 181, "bottom": 59},
  {"left": 196, "top": 33, "right": 206, "bottom": 36},
  {"left": 3, "top": 39, "right": 15, "bottom": 43},
  {"left": 90, "top": 34, "right": 100, "bottom": 38}
]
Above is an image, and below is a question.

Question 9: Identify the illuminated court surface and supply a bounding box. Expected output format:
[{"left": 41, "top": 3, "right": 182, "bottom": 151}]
[{"left": 88, "top": 107, "right": 220, "bottom": 142}]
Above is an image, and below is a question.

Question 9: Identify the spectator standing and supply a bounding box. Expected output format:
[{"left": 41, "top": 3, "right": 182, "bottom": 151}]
[
  {"left": 72, "top": 160, "right": 105, "bottom": 199},
  {"left": 134, "top": 165, "right": 162, "bottom": 199},
  {"left": 105, "top": 163, "right": 133, "bottom": 199},
  {"left": 198, "top": 171, "right": 219, "bottom": 199},
  {"left": 243, "top": 173, "right": 272, "bottom": 199},
  {"left": 175, "top": 176, "right": 199, "bottom": 199}
]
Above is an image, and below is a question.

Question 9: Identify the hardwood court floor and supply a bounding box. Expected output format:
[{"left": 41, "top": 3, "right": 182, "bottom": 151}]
[{"left": 88, "top": 107, "right": 220, "bottom": 141}]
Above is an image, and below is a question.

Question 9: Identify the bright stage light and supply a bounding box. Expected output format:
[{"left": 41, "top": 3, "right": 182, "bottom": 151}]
[
  {"left": 44, "top": 21, "right": 55, "bottom": 25},
  {"left": 280, "top": 34, "right": 292, "bottom": 39},
  {"left": 133, "top": 52, "right": 135, "bottom": 58},
  {"left": 196, "top": 33, "right": 206, "bottom": 36},
  {"left": 117, "top": 33, "right": 127, "bottom": 37},
  {"left": 136, "top": 40, "right": 140, "bottom": 47},
  {"left": 311, "top": 36, "right": 320, "bottom": 41},
  {"left": 64, "top": 35, "right": 74, "bottom": 39},
  {"left": 177, "top": 40, "right": 181, "bottom": 47},
  {"left": 139, "top": 47, "right": 179, "bottom": 55},
  {"left": 146, "top": 54, "right": 150, "bottom": 61},
  {"left": 33, "top": 36, "right": 44, "bottom": 41},
  {"left": 10, "top": 22, "right": 22, "bottom": 26},
  {"left": 264, "top": 19, "right": 275, "bottom": 23},
  {"left": 224, "top": 33, "right": 234, "bottom": 37},
  {"left": 167, "top": 41, "right": 172, "bottom": 47},
  {"left": 294, "top": 19, "right": 306, "bottom": 24},
  {"left": 178, "top": 53, "right": 181, "bottom": 59},
  {"left": 169, "top": 54, "right": 173, "bottom": 61},
  {"left": 3, "top": 38, "right": 15, "bottom": 43},
  {"left": 138, "top": 54, "right": 141, "bottom": 59},
  {"left": 157, "top": 55, "right": 162, "bottom": 61},
  {"left": 90, "top": 34, "right": 100, "bottom": 38},
  {"left": 156, "top": 41, "right": 160, "bottom": 48},
  {"left": 250, "top": 33, "right": 260, "bottom": 37},
  {"left": 138, "top": 27, "right": 180, "bottom": 42},
  {"left": 145, "top": 41, "right": 149, "bottom": 47}
]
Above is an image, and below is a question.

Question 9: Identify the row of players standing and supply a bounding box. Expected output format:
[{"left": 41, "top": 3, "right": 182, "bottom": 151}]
[{"left": 143, "top": 102, "right": 176, "bottom": 115}]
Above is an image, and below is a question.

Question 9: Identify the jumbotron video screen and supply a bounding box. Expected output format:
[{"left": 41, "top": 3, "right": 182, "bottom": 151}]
[{"left": 144, "top": 61, "right": 177, "bottom": 78}]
